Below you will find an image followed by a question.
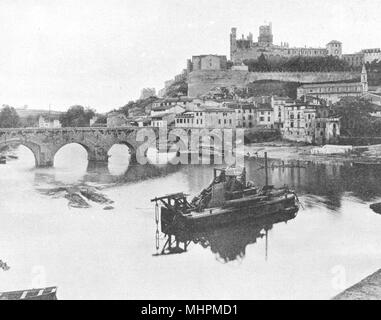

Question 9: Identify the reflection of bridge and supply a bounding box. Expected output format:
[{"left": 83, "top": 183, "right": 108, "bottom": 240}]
[
  {"left": 0, "top": 127, "right": 157, "bottom": 167},
  {"left": 0, "top": 127, "right": 242, "bottom": 167}
]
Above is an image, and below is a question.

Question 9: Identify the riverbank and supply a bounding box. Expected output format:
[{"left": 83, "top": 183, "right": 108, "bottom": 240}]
[
  {"left": 333, "top": 269, "right": 381, "bottom": 300},
  {"left": 245, "top": 140, "right": 381, "bottom": 164}
]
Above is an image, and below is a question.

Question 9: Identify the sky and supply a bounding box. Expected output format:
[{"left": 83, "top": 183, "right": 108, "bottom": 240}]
[{"left": 0, "top": 0, "right": 380, "bottom": 112}]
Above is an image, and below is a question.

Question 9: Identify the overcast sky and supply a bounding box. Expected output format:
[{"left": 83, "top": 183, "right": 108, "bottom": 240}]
[{"left": 1, "top": 0, "right": 380, "bottom": 112}]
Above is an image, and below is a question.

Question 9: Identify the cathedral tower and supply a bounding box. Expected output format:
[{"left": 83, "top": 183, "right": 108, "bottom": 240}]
[{"left": 230, "top": 27, "right": 237, "bottom": 61}]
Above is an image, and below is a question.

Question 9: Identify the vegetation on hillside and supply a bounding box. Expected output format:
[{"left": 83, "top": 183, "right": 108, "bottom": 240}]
[
  {"left": 243, "top": 54, "right": 353, "bottom": 72},
  {"left": 115, "top": 96, "right": 158, "bottom": 117},
  {"left": 164, "top": 78, "right": 188, "bottom": 97},
  {"left": 202, "top": 80, "right": 299, "bottom": 100}
]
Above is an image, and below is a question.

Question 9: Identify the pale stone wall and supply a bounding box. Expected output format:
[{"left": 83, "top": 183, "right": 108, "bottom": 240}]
[{"left": 188, "top": 70, "right": 361, "bottom": 97}]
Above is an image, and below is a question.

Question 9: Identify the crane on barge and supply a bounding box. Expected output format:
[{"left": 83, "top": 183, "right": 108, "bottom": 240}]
[{"left": 151, "top": 154, "right": 300, "bottom": 256}]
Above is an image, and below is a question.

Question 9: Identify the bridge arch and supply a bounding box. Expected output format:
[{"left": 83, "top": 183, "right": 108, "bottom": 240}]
[
  {"left": 0, "top": 139, "right": 41, "bottom": 167},
  {"left": 53, "top": 142, "right": 91, "bottom": 167},
  {"left": 107, "top": 141, "right": 137, "bottom": 165}
]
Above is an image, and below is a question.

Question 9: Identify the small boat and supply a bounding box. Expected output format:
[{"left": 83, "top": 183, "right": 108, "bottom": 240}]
[
  {"left": 151, "top": 165, "right": 299, "bottom": 241},
  {"left": 0, "top": 287, "right": 57, "bottom": 300},
  {"left": 370, "top": 202, "right": 381, "bottom": 214}
]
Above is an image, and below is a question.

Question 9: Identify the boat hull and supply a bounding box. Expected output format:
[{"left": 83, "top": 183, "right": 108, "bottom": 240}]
[{"left": 161, "top": 194, "right": 298, "bottom": 237}]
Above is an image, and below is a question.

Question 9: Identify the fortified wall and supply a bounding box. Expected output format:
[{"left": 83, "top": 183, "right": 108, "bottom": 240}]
[{"left": 187, "top": 70, "right": 361, "bottom": 97}]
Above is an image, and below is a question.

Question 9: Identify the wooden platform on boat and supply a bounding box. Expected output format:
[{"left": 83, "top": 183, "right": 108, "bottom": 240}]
[{"left": 0, "top": 286, "right": 57, "bottom": 300}]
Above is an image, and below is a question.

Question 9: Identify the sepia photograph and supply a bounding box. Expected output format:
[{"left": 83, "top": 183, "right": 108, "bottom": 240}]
[{"left": 1, "top": 0, "right": 381, "bottom": 304}]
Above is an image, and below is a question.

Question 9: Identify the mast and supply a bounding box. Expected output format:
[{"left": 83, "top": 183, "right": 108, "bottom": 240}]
[{"left": 264, "top": 151, "right": 268, "bottom": 187}]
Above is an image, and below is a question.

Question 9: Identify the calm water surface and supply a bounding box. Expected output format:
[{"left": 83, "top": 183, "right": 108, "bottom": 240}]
[{"left": 1, "top": 144, "right": 381, "bottom": 299}]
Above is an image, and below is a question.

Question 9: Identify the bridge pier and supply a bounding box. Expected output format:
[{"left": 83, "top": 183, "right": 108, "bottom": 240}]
[
  {"left": 35, "top": 145, "right": 55, "bottom": 168},
  {"left": 87, "top": 146, "right": 110, "bottom": 163}
]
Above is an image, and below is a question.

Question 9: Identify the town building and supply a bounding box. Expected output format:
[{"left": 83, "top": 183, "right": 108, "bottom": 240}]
[
  {"left": 175, "top": 112, "right": 195, "bottom": 128},
  {"left": 38, "top": 115, "right": 62, "bottom": 128},
  {"left": 230, "top": 23, "right": 342, "bottom": 63},
  {"left": 283, "top": 103, "right": 320, "bottom": 143},
  {"left": 297, "top": 65, "right": 368, "bottom": 105},
  {"left": 283, "top": 101, "right": 340, "bottom": 144},
  {"left": 150, "top": 100, "right": 187, "bottom": 118},
  {"left": 362, "top": 48, "right": 381, "bottom": 64},
  {"left": 187, "top": 55, "right": 228, "bottom": 72},
  {"left": 271, "top": 96, "right": 294, "bottom": 129},
  {"left": 224, "top": 102, "right": 257, "bottom": 128},
  {"left": 314, "top": 106, "right": 341, "bottom": 145},
  {"left": 174, "top": 106, "right": 236, "bottom": 129},
  {"left": 256, "top": 103, "right": 274, "bottom": 128},
  {"left": 134, "top": 116, "right": 152, "bottom": 127},
  {"left": 342, "top": 52, "right": 365, "bottom": 68},
  {"left": 152, "top": 113, "right": 177, "bottom": 127},
  {"left": 151, "top": 97, "right": 193, "bottom": 110}
]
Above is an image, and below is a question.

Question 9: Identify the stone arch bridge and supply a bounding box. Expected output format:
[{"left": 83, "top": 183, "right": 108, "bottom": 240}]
[
  {"left": 0, "top": 127, "right": 160, "bottom": 167},
  {"left": 0, "top": 127, "right": 244, "bottom": 167}
]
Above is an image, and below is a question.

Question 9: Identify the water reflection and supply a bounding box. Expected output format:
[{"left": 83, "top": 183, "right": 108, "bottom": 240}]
[
  {"left": 246, "top": 158, "right": 381, "bottom": 210},
  {"left": 188, "top": 210, "right": 297, "bottom": 263}
]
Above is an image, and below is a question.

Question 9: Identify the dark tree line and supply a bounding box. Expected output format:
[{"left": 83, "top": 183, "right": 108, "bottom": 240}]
[
  {"left": 243, "top": 54, "right": 353, "bottom": 72},
  {"left": 331, "top": 97, "right": 381, "bottom": 137},
  {"left": 59, "top": 105, "right": 95, "bottom": 127},
  {"left": 366, "top": 60, "right": 381, "bottom": 86}
]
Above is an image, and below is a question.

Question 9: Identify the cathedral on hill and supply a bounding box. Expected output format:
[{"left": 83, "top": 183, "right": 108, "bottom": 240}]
[{"left": 230, "top": 23, "right": 342, "bottom": 63}]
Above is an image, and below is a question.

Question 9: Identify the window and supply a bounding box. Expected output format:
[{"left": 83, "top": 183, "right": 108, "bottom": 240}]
[{"left": 218, "top": 119, "right": 221, "bottom": 124}]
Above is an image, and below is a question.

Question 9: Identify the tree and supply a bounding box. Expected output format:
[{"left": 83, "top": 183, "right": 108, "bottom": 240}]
[
  {"left": 59, "top": 105, "right": 95, "bottom": 127},
  {"left": 92, "top": 114, "right": 107, "bottom": 126},
  {"left": 0, "top": 105, "right": 20, "bottom": 128},
  {"left": 332, "top": 97, "right": 375, "bottom": 136}
]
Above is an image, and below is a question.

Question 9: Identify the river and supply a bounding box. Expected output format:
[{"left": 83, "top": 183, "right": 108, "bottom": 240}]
[{"left": 1, "top": 144, "right": 381, "bottom": 299}]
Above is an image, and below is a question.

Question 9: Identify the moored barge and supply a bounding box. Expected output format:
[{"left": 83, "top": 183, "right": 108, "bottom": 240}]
[{"left": 151, "top": 166, "right": 299, "bottom": 246}]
